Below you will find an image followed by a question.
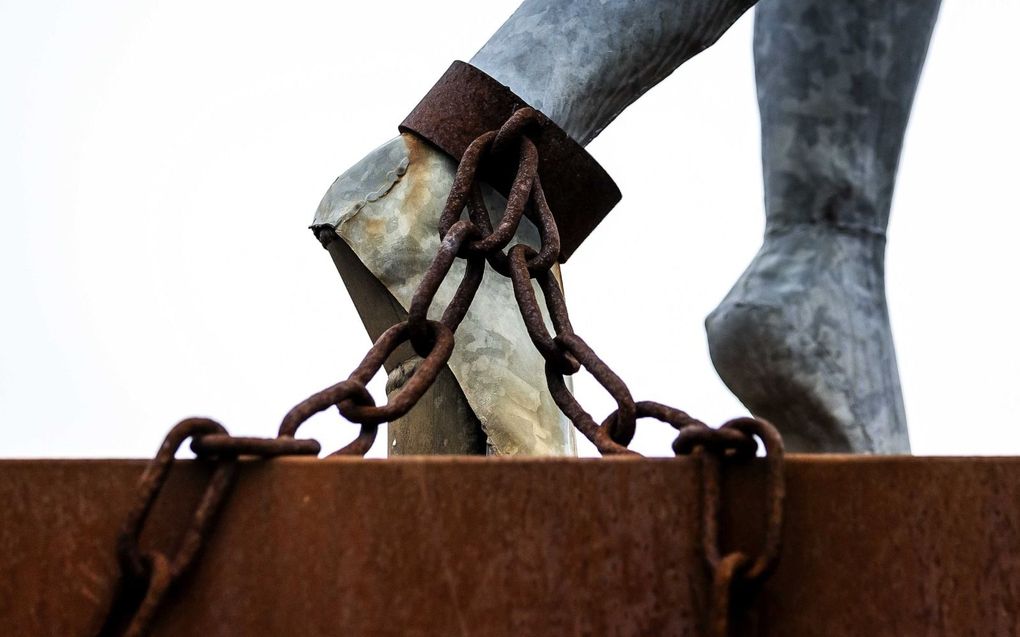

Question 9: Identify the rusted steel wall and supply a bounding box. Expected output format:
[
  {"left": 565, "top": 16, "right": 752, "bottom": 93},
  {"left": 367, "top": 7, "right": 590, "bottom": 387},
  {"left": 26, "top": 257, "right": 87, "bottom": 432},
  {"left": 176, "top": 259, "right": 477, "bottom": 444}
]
[{"left": 1, "top": 457, "right": 1018, "bottom": 635}]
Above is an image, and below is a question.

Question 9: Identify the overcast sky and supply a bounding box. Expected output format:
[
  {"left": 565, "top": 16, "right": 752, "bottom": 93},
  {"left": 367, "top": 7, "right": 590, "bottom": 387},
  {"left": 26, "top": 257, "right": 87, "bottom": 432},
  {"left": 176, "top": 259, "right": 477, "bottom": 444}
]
[{"left": 1, "top": 0, "right": 1017, "bottom": 458}]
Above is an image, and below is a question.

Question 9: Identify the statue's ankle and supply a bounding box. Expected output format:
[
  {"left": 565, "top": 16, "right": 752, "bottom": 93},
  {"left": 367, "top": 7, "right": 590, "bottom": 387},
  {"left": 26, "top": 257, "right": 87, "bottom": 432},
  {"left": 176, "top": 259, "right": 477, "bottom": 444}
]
[{"left": 763, "top": 219, "right": 887, "bottom": 242}]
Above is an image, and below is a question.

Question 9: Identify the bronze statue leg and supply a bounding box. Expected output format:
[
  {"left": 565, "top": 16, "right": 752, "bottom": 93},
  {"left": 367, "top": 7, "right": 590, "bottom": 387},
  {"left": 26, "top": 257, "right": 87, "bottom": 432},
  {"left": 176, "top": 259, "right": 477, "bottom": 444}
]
[{"left": 707, "top": 0, "right": 942, "bottom": 452}]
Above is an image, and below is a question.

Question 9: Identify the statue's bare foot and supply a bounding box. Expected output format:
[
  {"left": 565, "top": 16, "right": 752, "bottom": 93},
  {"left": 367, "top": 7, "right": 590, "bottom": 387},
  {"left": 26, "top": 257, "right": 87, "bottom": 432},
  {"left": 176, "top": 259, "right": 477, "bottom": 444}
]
[
  {"left": 313, "top": 133, "right": 576, "bottom": 456},
  {"left": 705, "top": 224, "right": 909, "bottom": 453}
]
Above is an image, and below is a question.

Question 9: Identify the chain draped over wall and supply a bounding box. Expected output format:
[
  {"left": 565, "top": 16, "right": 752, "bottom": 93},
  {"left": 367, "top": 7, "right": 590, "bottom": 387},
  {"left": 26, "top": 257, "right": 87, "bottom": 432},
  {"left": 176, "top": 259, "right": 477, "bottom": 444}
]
[{"left": 95, "top": 109, "right": 786, "bottom": 637}]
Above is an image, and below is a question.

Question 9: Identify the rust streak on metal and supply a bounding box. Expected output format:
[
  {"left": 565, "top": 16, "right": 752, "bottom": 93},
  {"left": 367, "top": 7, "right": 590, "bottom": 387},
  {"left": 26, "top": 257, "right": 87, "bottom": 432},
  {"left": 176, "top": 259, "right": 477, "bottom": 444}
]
[{"left": 3, "top": 457, "right": 1018, "bottom": 636}]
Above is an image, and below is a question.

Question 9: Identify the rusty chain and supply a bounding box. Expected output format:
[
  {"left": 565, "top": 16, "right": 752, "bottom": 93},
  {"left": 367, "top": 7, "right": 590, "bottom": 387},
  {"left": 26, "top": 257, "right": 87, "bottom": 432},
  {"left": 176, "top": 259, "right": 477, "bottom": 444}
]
[
  {"left": 99, "top": 106, "right": 785, "bottom": 635},
  {"left": 95, "top": 418, "right": 320, "bottom": 636},
  {"left": 676, "top": 417, "right": 786, "bottom": 636}
]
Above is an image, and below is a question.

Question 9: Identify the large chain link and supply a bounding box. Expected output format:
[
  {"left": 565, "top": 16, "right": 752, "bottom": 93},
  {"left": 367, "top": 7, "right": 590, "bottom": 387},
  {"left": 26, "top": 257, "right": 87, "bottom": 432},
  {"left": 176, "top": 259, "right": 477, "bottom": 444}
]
[
  {"left": 97, "top": 107, "right": 785, "bottom": 635},
  {"left": 676, "top": 418, "right": 786, "bottom": 636},
  {"left": 95, "top": 418, "right": 320, "bottom": 636}
]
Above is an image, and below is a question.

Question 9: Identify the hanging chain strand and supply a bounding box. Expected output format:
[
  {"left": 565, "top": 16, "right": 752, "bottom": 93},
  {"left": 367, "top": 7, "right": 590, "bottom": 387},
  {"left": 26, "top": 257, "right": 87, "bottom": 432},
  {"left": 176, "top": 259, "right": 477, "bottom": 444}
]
[
  {"left": 95, "top": 418, "right": 320, "bottom": 636},
  {"left": 99, "top": 106, "right": 785, "bottom": 636},
  {"left": 676, "top": 417, "right": 786, "bottom": 636}
]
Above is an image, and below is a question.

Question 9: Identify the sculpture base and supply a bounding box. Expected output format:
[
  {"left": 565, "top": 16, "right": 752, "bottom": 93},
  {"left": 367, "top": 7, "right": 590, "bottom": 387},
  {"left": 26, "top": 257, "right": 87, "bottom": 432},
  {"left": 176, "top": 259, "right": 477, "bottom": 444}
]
[{"left": 2, "top": 456, "right": 1017, "bottom": 635}]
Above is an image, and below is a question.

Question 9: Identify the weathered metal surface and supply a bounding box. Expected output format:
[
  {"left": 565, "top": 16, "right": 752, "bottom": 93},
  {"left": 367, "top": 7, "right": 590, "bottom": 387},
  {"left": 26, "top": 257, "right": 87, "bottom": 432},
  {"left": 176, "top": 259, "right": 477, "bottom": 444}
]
[
  {"left": 322, "top": 235, "right": 487, "bottom": 455},
  {"left": 313, "top": 133, "right": 576, "bottom": 456},
  {"left": 2, "top": 456, "right": 1017, "bottom": 635},
  {"left": 399, "top": 61, "right": 621, "bottom": 263},
  {"left": 385, "top": 356, "right": 488, "bottom": 455}
]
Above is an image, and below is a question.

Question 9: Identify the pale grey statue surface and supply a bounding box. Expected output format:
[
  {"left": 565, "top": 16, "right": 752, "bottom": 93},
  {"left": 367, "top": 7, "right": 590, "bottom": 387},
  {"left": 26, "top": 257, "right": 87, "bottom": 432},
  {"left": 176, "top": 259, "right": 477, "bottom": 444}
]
[
  {"left": 315, "top": 134, "right": 575, "bottom": 455},
  {"left": 315, "top": 0, "right": 941, "bottom": 454}
]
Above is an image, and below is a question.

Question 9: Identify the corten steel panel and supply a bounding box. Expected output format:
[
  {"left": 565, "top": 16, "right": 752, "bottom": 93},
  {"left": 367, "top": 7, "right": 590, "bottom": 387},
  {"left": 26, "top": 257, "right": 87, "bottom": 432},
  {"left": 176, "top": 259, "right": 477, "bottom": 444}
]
[{"left": 1, "top": 456, "right": 1018, "bottom": 636}]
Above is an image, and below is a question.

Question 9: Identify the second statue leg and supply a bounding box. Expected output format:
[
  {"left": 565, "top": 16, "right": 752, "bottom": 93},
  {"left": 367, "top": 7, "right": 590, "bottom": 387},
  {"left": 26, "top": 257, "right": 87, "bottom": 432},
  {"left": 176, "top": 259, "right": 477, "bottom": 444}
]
[{"left": 706, "top": 0, "right": 942, "bottom": 453}]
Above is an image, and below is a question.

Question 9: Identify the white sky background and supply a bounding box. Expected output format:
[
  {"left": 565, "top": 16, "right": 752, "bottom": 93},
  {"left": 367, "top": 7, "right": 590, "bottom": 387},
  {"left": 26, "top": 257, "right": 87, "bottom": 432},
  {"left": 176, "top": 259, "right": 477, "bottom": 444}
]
[{"left": 1, "top": 0, "right": 1017, "bottom": 458}]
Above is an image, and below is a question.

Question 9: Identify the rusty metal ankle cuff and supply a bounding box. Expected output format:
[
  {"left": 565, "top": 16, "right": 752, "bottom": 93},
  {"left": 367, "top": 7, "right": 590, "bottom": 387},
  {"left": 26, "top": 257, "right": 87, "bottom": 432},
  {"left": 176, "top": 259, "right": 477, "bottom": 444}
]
[{"left": 399, "top": 61, "right": 620, "bottom": 262}]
